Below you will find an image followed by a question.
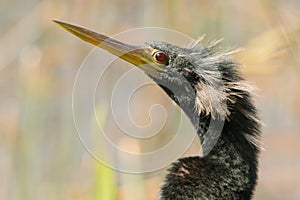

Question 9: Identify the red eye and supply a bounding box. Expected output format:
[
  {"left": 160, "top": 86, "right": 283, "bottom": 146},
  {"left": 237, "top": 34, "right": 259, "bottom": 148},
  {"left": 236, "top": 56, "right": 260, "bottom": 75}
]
[
  {"left": 153, "top": 51, "right": 169, "bottom": 64},
  {"left": 155, "top": 52, "right": 166, "bottom": 62}
]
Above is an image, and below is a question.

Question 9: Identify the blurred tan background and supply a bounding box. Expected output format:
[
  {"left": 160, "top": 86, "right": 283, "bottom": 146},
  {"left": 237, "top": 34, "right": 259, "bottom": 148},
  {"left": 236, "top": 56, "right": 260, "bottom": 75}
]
[{"left": 1, "top": 0, "right": 300, "bottom": 199}]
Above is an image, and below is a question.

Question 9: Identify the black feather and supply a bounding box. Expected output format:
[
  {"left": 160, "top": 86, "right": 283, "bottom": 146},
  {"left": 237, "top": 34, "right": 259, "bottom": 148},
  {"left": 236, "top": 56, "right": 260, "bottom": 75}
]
[{"left": 145, "top": 40, "right": 261, "bottom": 200}]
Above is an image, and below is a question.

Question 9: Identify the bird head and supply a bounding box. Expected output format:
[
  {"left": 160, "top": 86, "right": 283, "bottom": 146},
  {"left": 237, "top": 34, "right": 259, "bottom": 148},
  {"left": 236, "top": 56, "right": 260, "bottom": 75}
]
[{"left": 54, "top": 21, "right": 246, "bottom": 152}]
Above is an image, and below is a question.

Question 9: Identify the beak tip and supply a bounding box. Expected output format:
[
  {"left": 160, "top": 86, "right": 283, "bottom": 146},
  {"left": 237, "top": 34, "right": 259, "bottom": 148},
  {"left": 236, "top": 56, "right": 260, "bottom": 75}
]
[
  {"left": 52, "top": 19, "right": 60, "bottom": 24},
  {"left": 52, "top": 19, "right": 66, "bottom": 28}
]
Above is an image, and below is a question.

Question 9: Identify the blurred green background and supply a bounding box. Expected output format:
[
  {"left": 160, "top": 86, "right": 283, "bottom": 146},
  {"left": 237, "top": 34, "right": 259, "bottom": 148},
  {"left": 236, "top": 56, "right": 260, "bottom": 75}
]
[{"left": 1, "top": 0, "right": 300, "bottom": 199}]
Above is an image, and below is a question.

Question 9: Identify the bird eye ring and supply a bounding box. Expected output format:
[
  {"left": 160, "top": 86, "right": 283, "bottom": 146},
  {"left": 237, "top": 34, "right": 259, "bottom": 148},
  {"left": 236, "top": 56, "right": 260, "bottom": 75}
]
[{"left": 152, "top": 51, "right": 169, "bottom": 65}]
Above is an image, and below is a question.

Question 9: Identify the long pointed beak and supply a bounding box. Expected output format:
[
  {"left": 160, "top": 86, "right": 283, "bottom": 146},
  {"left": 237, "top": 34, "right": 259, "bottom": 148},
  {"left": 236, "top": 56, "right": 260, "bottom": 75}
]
[{"left": 53, "top": 20, "right": 164, "bottom": 78}]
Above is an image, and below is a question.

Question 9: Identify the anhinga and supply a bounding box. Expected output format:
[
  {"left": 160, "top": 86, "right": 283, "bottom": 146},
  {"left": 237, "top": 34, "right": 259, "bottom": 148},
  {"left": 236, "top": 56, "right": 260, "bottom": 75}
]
[{"left": 54, "top": 20, "right": 261, "bottom": 200}]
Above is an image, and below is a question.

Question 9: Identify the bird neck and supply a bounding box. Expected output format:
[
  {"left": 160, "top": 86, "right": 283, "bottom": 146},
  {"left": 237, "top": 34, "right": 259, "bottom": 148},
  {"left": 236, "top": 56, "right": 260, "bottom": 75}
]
[{"left": 160, "top": 88, "right": 260, "bottom": 199}]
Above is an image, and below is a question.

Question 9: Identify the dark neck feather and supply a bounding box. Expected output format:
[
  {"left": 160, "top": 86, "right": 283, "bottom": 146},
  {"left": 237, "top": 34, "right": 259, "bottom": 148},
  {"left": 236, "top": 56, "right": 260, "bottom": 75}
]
[{"left": 158, "top": 76, "right": 261, "bottom": 199}]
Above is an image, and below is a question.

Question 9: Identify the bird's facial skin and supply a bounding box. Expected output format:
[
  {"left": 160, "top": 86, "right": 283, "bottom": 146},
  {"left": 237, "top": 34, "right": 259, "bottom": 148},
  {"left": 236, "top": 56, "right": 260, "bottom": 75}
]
[{"left": 151, "top": 50, "right": 170, "bottom": 65}]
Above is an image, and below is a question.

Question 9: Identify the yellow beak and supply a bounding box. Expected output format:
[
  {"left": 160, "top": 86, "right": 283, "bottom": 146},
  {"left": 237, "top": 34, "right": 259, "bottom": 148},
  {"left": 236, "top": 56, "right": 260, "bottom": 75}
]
[{"left": 53, "top": 20, "right": 165, "bottom": 78}]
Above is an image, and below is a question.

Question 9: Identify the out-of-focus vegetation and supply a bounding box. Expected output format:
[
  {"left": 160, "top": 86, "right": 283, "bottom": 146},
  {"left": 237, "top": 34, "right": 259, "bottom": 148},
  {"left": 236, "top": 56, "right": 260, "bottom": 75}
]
[{"left": 1, "top": 0, "right": 300, "bottom": 200}]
